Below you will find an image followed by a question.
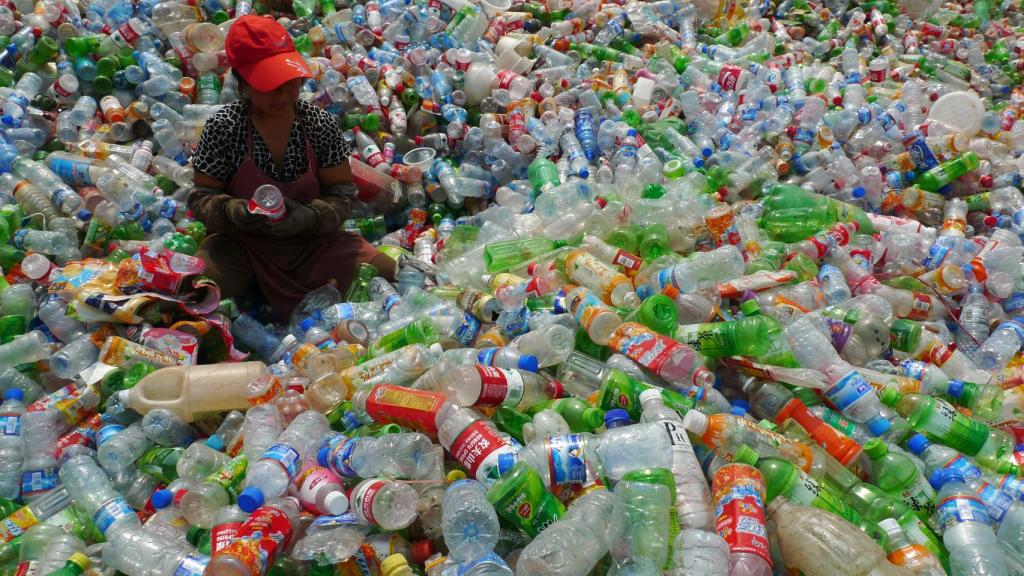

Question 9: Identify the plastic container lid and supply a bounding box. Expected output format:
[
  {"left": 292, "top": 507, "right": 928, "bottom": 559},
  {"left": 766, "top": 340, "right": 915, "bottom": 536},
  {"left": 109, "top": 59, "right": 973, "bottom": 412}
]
[
  {"left": 67, "top": 553, "right": 91, "bottom": 571},
  {"left": 929, "top": 90, "right": 985, "bottom": 137},
  {"left": 517, "top": 355, "right": 540, "bottom": 372},
  {"left": 733, "top": 445, "right": 759, "bottom": 466},
  {"left": 638, "top": 388, "right": 662, "bottom": 405},
  {"left": 3, "top": 388, "right": 23, "bottom": 401},
  {"left": 381, "top": 554, "right": 414, "bottom": 576},
  {"left": 150, "top": 489, "right": 173, "bottom": 510},
  {"left": 682, "top": 409, "right": 709, "bottom": 436},
  {"left": 906, "top": 434, "right": 930, "bottom": 456},
  {"left": 945, "top": 379, "right": 965, "bottom": 399},
  {"left": 237, "top": 486, "right": 265, "bottom": 512},
  {"left": 863, "top": 438, "right": 887, "bottom": 460},
  {"left": 300, "top": 317, "right": 316, "bottom": 332},
  {"left": 867, "top": 417, "right": 891, "bottom": 437},
  {"left": 604, "top": 408, "right": 632, "bottom": 428},
  {"left": 411, "top": 540, "right": 435, "bottom": 565},
  {"left": 205, "top": 435, "right": 225, "bottom": 451}
]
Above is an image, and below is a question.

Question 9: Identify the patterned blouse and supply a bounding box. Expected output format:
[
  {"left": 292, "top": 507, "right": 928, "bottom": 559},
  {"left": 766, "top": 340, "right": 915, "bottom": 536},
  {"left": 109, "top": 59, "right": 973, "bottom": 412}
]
[{"left": 191, "top": 98, "right": 352, "bottom": 183}]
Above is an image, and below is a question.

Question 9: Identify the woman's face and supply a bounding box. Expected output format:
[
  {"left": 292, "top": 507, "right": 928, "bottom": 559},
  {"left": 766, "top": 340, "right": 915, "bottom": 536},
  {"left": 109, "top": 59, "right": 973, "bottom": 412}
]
[{"left": 248, "top": 78, "right": 302, "bottom": 116}]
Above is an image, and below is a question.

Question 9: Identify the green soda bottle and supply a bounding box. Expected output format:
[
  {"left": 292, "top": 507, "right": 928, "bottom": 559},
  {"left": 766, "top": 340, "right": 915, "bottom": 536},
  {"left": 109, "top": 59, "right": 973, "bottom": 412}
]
[
  {"left": 881, "top": 389, "right": 1018, "bottom": 474},
  {"left": 916, "top": 152, "right": 980, "bottom": 192},
  {"left": 527, "top": 156, "right": 560, "bottom": 194},
  {"left": 483, "top": 237, "right": 572, "bottom": 272},
  {"left": 843, "top": 483, "right": 949, "bottom": 569},
  {"left": 595, "top": 369, "right": 695, "bottom": 419},
  {"left": 746, "top": 447, "right": 862, "bottom": 525},
  {"left": 137, "top": 446, "right": 183, "bottom": 483},
  {"left": 760, "top": 183, "right": 876, "bottom": 242},
  {"left": 45, "top": 553, "right": 90, "bottom": 576},
  {"left": 368, "top": 317, "right": 439, "bottom": 357},
  {"left": 671, "top": 315, "right": 773, "bottom": 358},
  {"left": 345, "top": 263, "right": 378, "bottom": 302},
  {"left": 487, "top": 463, "right": 565, "bottom": 536},
  {"left": 606, "top": 224, "right": 644, "bottom": 253},
  {"left": 741, "top": 300, "right": 800, "bottom": 367},
  {"left": 621, "top": 468, "right": 680, "bottom": 569},
  {"left": 492, "top": 406, "right": 532, "bottom": 444},
  {"left": 526, "top": 397, "right": 604, "bottom": 432},
  {"left": 639, "top": 224, "right": 670, "bottom": 260},
  {"left": 862, "top": 439, "right": 936, "bottom": 522},
  {"left": 623, "top": 293, "right": 678, "bottom": 336},
  {"left": 745, "top": 241, "right": 786, "bottom": 273}
]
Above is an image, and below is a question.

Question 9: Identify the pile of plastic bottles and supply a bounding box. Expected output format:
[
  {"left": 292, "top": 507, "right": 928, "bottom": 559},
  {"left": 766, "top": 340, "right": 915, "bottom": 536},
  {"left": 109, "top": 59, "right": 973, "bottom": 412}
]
[{"left": 3, "top": 0, "right": 1024, "bottom": 573}]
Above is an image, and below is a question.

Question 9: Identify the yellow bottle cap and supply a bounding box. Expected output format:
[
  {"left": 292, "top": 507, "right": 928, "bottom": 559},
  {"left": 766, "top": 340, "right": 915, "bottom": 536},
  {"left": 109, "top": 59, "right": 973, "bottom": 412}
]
[
  {"left": 68, "top": 553, "right": 91, "bottom": 570},
  {"left": 380, "top": 554, "right": 413, "bottom": 576},
  {"left": 446, "top": 470, "right": 467, "bottom": 482}
]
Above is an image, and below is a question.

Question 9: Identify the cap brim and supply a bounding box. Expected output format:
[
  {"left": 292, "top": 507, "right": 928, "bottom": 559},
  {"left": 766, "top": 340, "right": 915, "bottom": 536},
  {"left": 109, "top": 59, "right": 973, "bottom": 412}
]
[{"left": 236, "top": 51, "right": 312, "bottom": 92}]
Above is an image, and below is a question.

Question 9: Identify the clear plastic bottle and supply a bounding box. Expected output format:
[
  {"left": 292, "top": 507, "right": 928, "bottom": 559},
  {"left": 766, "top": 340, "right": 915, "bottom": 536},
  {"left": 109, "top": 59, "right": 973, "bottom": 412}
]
[
  {"left": 670, "top": 528, "right": 730, "bottom": 576},
  {"left": 58, "top": 454, "right": 141, "bottom": 537},
  {"left": 0, "top": 388, "right": 24, "bottom": 499},
  {"left": 318, "top": 431, "right": 437, "bottom": 480},
  {"left": 240, "top": 403, "right": 284, "bottom": 462},
  {"left": 639, "top": 389, "right": 714, "bottom": 531},
  {"left": 976, "top": 319, "right": 1024, "bottom": 371},
  {"left": 932, "top": 470, "right": 1008, "bottom": 576},
  {"left": 102, "top": 525, "right": 210, "bottom": 576},
  {"left": 878, "top": 518, "right": 946, "bottom": 576},
  {"left": 245, "top": 409, "right": 329, "bottom": 499},
  {"left": 515, "top": 489, "right": 619, "bottom": 576},
  {"left": 33, "top": 533, "right": 85, "bottom": 576},
  {"left": 98, "top": 421, "right": 153, "bottom": 472},
  {"left": 349, "top": 478, "right": 419, "bottom": 530},
  {"left": 20, "top": 409, "right": 59, "bottom": 501},
  {"left": 141, "top": 408, "right": 196, "bottom": 447},
  {"left": 442, "top": 479, "right": 500, "bottom": 562},
  {"left": 956, "top": 283, "right": 990, "bottom": 361}
]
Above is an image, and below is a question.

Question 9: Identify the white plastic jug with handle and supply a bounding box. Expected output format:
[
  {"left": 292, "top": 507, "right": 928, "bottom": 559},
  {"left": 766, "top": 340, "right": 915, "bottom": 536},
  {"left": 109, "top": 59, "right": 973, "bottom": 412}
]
[{"left": 117, "top": 361, "right": 267, "bottom": 422}]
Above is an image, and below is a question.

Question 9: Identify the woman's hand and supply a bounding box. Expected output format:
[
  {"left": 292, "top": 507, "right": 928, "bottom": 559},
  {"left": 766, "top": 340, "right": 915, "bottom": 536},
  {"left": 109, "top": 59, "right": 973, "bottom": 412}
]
[{"left": 264, "top": 198, "right": 341, "bottom": 237}]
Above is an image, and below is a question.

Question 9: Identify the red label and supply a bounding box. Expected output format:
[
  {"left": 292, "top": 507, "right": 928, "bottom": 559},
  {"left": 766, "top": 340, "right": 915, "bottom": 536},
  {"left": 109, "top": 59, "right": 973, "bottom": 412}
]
[
  {"left": 210, "top": 521, "right": 243, "bottom": 555},
  {"left": 608, "top": 322, "right": 690, "bottom": 376},
  {"left": 364, "top": 384, "right": 445, "bottom": 435},
  {"left": 476, "top": 365, "right": 511, "bottom": 406},
  {"left": 216, "top": 504, "right": 294, "bottom": 575},
  {"left": 713, "top": 464, "right": 772, "bottom": 566},
  {"left": 353, "top": 479, "right": 386, "bottom": 525},
  {"left": 717, "top": 65, "right": 743, "bottom": 91},
  {"left": 449, "top": 420, "right": 509, "bottom": 479},
  {"left": 612, "top": 249, "right": 642, "bottom": 272},
  {"left": 905, "top": 292, "right": 932, "bottom": 321},
  {"left": 496, "top": 70, "right": 518, "bottom": 90}
]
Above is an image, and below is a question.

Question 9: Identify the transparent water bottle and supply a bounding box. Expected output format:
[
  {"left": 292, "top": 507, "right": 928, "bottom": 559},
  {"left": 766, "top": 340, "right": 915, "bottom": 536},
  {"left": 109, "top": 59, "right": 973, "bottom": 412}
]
[
  {"left": 349, "top": 477, "right": 419, "bottom": 530},
  {"left": 98, "top": 421, "right": 153, "bottom": 472},
  {"left": 240, "top": 403, "right": 284, "bottom": 462},
  {"left": 0, "top": 388, "right": 24, "bottom": 499},
  {"left": 20, "top": 409, "right": 59, "bottom": 501},
  {"left": 244, "top": 409, "right": 329, "bottom": 499},
  {"left": 932, "top": 470, "right": 1008, "bottom": 576},
  {"left": 58, "top": 454, "right": 141, "bottom": 537},
  {"left": 141, "top": 408, "right": 196, "bottom": 447},
  {"left": 670, "top": 529, "right": 729, "bottom": 576},
  {"left": 442, "top": 479, "right": 500, "bottom": 562},
  {"left": 33, "top": 533, "right": 85, "bottom": 576}
]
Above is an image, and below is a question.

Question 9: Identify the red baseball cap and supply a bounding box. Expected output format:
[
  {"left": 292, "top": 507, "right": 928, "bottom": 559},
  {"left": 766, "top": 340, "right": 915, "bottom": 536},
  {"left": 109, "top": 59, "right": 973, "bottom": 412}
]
[{"left": 225, "top": 15, "right": 312, "bottom": 92}]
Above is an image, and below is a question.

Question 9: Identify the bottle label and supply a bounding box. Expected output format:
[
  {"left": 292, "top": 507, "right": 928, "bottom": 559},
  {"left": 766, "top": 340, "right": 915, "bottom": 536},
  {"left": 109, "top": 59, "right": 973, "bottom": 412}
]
[
  {"left": 333, "top": 303, "right": 356, "bottom": 320},
  {"left": 657, "top": 419, "right": 709, "bottom": 503},
  {"left": 543, "top": 434, "right": 589, "bottom": 485},
  {"left": 351, "top": 479, "right": 387, "bottom": 525},
  {"left": 173, "top": 554, "right": 210, "bottom": 576},
  {"left": 449, "top": 420, "right": 516, "bottom": 484},
  {"left": 0, "top": 412, "right": 19, "bottom": 436},
  {"left": 822, "top": 318, "right": 852, "bottom": 352},
  {"left": 322, "top": 434, "right": 360, "bottom": 478},
  {"left": 905, "top": 292, "right": 932, "bottom": 321},
  {"left": 941, "top": 454, "right": 983, "bottom": 480},
  {"left": 296, "top": 465, "right": 344, "bottom": 514},
  {"left": 20, "top": 467, "right": 57, "bottom": 498},
  {"left": 0, "top": 506, "right": 38, "bottom": 543},
  {"left": 92, "top": 496, "right": 135, "bottom": 534},
  {"left": 567, "top": 289, "right": 611, "bottom": 335},
  {"left": 898, "top": 360, "right": 927, "bottom": 382},
  {"left": 824, "top": 370, "right": 873, "bottom": 411},
  {"left": 612, "top": 249, "right": 641, "bottom": 272},
  {"left": 263, "top": 443, "right": 301, "bottom": 480},
  {"left": 712, "top": 464, "right": 772, "bottom": 566},
  {"left": 204, "top": 454, "right": 248, "bottom": 498},
  {"left": 899, "top": 478, "right": 937, "bottom": 520},
  {"left": 364, "top": 384, "right": 445, "bottom": 436},
  {"left": 475, "top": 365, "right": 525, "bottom": 407},
  {"left": 819, "top": 407, "right": 858, "bottom": 436},
  {"left": 717, "top": 64, "right": 743, "bottom": 91},
  {"left": 477, "top": 347, "right": 499, "bottom": 366},
  {"left": 96, "top": 422, "right": 125, "bottom": 446},
  {"left": 673, "top": 322, "right": 730, "bottom": 358},
  {"left": 994, "top": 474, "right": 1024, "bottom": 500},
  {"left": 975, "top": 481, "right": 1014, "bottom": 524},
  {"left": 611, "top": 322, "right": 691, "bottom": 372},
  {"left": 211, "top": 520, "right": 244, "bottom": 555},
  {"left": 936, "top": 493, "right": 990, "bottom": 532},
  {"left": 225, "top": 503, "right": 295, "bottom": 574},
  {"left": 923, "top": 399, "right": 989, "bottom": 454},
  {"left": 787, "top": 470, "right": 860, "bottom": 525}
]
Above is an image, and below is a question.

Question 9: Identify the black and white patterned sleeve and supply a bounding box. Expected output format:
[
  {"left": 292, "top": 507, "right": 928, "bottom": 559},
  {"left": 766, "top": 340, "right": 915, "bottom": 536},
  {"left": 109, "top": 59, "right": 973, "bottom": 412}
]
[
  {"left": 304, "top": 102, "right": 352, "bottom": 169},
  {"left": 191, "top": 104, "right": 245, "bottom": 183}
]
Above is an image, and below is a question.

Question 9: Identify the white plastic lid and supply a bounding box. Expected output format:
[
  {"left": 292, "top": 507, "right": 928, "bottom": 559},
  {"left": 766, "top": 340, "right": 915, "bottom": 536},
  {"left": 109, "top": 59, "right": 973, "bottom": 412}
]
[
  {"left": 928, "top": 90, "right": 984, "bottom": 137},
  {"left": 638, "top": 388, "right": 662, "bottom": 405},
  {"left": 876, "top": 518, "right": 901, "bottom": 534},
  {"left": 681, "top": 409, "right": 709, "bottom": 436},
  {"left": 632, "top": 77, "right": 655, "bottom": 108},
  {"left": 323, "top": 491, "right": 349, "bottom": 515}
]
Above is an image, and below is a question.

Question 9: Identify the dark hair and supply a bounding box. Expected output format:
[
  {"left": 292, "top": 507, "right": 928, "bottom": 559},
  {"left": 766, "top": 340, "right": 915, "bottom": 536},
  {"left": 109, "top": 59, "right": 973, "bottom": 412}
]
[{"left": 231, "top": 68, "right": 246, "bottom": 87}]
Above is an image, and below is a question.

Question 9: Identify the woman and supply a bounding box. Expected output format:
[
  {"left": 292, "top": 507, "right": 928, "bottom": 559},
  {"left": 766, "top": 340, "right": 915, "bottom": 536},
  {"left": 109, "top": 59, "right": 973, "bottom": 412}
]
[{"left": 189, "top": 14, "right": 395, "bottom": 319}]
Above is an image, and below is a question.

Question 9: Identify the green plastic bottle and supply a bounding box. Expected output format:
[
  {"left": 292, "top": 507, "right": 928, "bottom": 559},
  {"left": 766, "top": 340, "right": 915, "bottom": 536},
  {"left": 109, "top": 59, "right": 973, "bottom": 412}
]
[
  {"left": 527, "top": 157, "right": 561, "bottom": 194},
  {"left": 368, "top": 317, "right": 439, "bottom": 357},
  {"left": 45, "top": 553, "right": 90, "bottom": 576},
  {"left": 525, "top": 397, "right": 604, "bottom": 432},
  {"left": 862, "top": 439, "right": 936, "bottom": 523},
  {"left": 843, "top": 482, "right": 949, "bottom": 570},
  {"left": 745, "top": 241, "right": 787, "bottom": 273},
  {"left": 671, "top": 315, "right": 773, "bottom": 358},
  {"left": 595, "top": 369, "right": 695, "bottom": 419},
  {"left": 483, "top": 236, "right": 572, "bottom": 272},
  {"left": 137, "top": 446, "right": 184, "bottom": 484},
  {"left": 639, "top": 224, "right": 670, "bottom": 260},
  {"left": 759, "top": 183, "right": 876, "bottom": 242},
  {"left": 623, "top": 293, "right": 678, "bottom": 336},
  {"left": 881, "top": 389, "right": 1019, "bottom": 474},
  {"left": 606, "top": 224, "right": 644, "bottom": 253},
  {"left": 747, "top": 448, "right": 862, "bottom": 525},
  {"left": 492, "top": 406, "right": 532, "bottom": 444},
  {"left": 345, "top": 263, "right": 378, "bottom": 302},
  {"left": 916, "top": 152, "right": 980, "bottom": 192},
  {"left": 740, "top": 300, "right": 800, "bottom": 367},
  {"left": 487, "top": 463, "right": 565, "bottom": 536}
]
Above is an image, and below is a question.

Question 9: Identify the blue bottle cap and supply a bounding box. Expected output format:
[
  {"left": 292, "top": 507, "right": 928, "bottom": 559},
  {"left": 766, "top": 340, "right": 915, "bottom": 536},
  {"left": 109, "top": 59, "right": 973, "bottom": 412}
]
[
  {"left": 693, "top": 158, "right": 705, "bottom": 168},
  {"left": 517, "top": 355, "right": 539, "bottom": 373},
  {"left": 851, "top": 186, "right": 866, "bottom": 198},
  {"left": 701, "top": 147, "right": 713, "bottom": 157},
  {"left": 317, "top": 437, "right": 335, "bottom": 468},
  {"left": 77, "top": 209, "right": 92, "bottom": 222},
  {"left": 906, "top": 434, "right": 930, "bottom": 456},
  {"left": 928, "top": 468, "right": 945, "bottom": 490},
  {"left": 939, "top": 469, "right": 966, "bottom": 488},
  {"left": 732, "top": 399, "right": 750, "bottom": 412},
  {"left": 603, "top": 409, "right": 632, "bottom": 429},
  {"left": 151, "top": 489, "right": 173, "bottom": 510},
  {"left": 730, "top": 405, "right": 747, "bottom": 416},
  {"left": 205, "top": 435, "right": 225, "bottom": 451},
  {"left": 578, "top": 168, "right": 589, "bottom": 179},
  {"left": 946, "top": 379, "right": 965, "bottom": 399},
  {"left": 3, "top": 388, "right": 22, "bottom": 401},
  {"left": 867, "top": 417, "right": 891, "bottom": 437},
  {"left": 300, "top": 317, "right": 316, "bottom": 332},
  {"left": 237, "top": 486, "right": 265, "bottom": 512}
]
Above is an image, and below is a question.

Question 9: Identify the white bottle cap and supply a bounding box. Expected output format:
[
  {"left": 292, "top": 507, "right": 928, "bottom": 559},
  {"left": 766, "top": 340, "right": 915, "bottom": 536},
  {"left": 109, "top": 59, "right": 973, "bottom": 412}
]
[
  {"left": 632, "top": 77, "right": 655, "bottom": 108},
  {"left": 681, "top": 409, "right": 709, "bottom": 436},
  {"left": 638, "top": 388, "right": 662, "bottom": 405},
  {"left": 323, "top": 491, "right": 349, "bottom": 515}
]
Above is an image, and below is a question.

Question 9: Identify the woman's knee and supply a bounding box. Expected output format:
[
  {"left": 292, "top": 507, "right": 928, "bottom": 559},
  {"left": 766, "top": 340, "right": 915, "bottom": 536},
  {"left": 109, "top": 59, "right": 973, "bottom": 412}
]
[{"left": 197, "top": 235, "right": 254, "bottom": 297}]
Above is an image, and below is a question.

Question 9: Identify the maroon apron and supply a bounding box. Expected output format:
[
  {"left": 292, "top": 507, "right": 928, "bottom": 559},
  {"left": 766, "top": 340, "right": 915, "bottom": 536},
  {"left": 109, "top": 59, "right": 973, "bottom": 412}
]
[{"left": 226, "top": 115, "right": 381, "bottom": 318}]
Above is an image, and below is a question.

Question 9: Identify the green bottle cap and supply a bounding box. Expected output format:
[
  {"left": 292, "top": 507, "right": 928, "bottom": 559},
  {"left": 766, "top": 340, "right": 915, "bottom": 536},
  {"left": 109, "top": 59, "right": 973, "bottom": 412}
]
[
  {"left": 889, "top": 319, "right": 921, "bottom": 353},
  {"left": 880, "top": 387, "right": 900, "bottom": 407},
  {"left": 634, "top": 294, "right": 678, "bottom": 335},
  {"left": 863, "top": 438, "right": 887, "bottom": 460},
  {"left": 663, "top": 158, "right": 686, "bottom": 179},
  {"left": 739, "top": 299, "right": 761, "bottom": 316},
  {"left": 642, "top": 184, "right": 665, "bottom": 199},
  {"left": 733, "top": 445, "right": 759, "bottom": 466}
]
